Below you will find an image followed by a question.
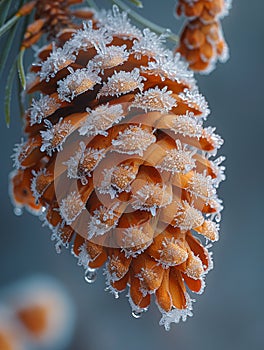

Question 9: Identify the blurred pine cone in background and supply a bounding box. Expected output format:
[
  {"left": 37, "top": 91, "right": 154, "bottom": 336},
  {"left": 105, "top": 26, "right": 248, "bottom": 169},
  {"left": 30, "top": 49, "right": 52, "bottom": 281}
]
[
  {"left": 9, "top": 3, "right": 225, "bottom": 330},
  {"left": 176, "top": 0, "right": 232, "bottom": 73}
]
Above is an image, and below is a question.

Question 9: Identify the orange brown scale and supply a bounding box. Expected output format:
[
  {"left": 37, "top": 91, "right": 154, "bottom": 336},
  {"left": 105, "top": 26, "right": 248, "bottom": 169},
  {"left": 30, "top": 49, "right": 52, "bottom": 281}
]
[{"left": 10, "top": 6, "right": 224, "bottom": 329}]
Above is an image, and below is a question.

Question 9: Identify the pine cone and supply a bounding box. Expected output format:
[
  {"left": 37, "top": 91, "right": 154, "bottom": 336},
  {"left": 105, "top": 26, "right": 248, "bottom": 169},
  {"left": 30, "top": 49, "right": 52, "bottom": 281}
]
[
  {"left": 176, "top": 0, "right": 231, "bottom": 73},
  {"left": 10, "top": 6, "right": 225, "bottom": 329}
]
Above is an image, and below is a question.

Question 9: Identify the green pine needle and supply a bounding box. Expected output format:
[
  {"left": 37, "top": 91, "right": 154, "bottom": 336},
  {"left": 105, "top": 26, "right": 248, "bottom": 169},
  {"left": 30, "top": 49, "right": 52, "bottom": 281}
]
[
  {"left": 17, "top": 48, "right": 26, "bottom": 90},
  {"left": 4, "top": 61, "right": 17, "bottom": 127},
  {"left": 0, "top": 23, "right": 18, "bottom": 79},
  {"left": 0, "top": 13, "right": 20, "bottom": 38}
]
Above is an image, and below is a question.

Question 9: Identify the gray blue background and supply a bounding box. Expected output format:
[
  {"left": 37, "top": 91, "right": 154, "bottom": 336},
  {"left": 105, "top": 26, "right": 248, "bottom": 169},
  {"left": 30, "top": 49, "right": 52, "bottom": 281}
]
[{"left": 0, "top": 0, "right": 263, "bottom": 349}]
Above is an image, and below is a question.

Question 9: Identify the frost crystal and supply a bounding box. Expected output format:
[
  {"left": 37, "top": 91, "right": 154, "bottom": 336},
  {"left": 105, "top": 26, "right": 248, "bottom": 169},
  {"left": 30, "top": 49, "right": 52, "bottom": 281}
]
[
  {"left": 39, "top": 44, "right": 76, "bottom": 82},
  {"left": 132, "top": 28, "right": 168, "bottom": 59},
  {"left": 12, "top": 139, "right": 31, "bottom": 169},
  {"left": 31, "top": 168, "right": 52, "bottom": 203},
  {"left": 59, "top": 191, "right": 85, "bottom": 225},
  {"left": 29, "top": 95, "right": 60, "bottom": 125},
  {"left": 87, "top": 204, "right": 119, "bottom": 239},
  {"left": 157, "top": 140, "right": 196, "bottom": 174},
  {"left": 64, "top": 141, "right": 105, "bottom": 185},
  {"left": 77, "top": 243, "right": 91, "bottom": 268},
  {"left": 198, "top": 220, "right": 220, "bottom": 242},
  {"left": 57, "top": 65, "right": 101, "bottom": 102},
  {"left": 158, "top": 237, "right": 188, "bottom": 267},
  {"left": 130, "top": 86, "right": 176, "bottom": 113},
  {"left": 203, "top": 127, "right": 224, "bottom": 150},
  {"left": 93, "top": 45, "right": 129, "bottom": 72},
  {"left": 173, "top": 200, "right": 204, "bottom": 231},
  {"left": 187, "top": 172, "right": 216, "bottom": 201},
  {"left": 98, "top": 68, "right": 145, "bottom": 98},
  {"left": 142, "top": 52, "right": 195, "bottom": 86},
  {"left": 158, "top": 294, "right": 193, "bottom": 331},
  {"left": 179, "top": 89, "right": 210, "bottom": 118},
  {"left": 121, "top": 226, "right": 152, "bottom": 258},
  {"left": 98, "top": 164, "right": 137, "bottom": 198},
  {"left": 111, "top": 125, "right": 156, "bottom": 156},
  {"left": 132, "top": 183, "right": 172, "bottom": 216},
  {"left": 171, "top": 112, "right": 203, "bottom": 138},
  {"left": 67, "top": 20, "right": 112, "bottom": 52},
  {"left": 79, "top": 104, "right": 125, "bottom": 137},
  {"left": 99, "top": 5, "right": 142, "bottom": 40},
  {"left": 40, "top": 118, "right": 73, "bottom": 156},
  {"left": 211, "top": 156, "right": 226, "bottom": 186}
]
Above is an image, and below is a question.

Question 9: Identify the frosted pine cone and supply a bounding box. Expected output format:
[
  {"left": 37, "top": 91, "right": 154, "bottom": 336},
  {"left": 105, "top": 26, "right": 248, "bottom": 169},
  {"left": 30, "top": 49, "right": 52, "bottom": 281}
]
[
  {"left": 10, "top": 6, "right": 225, "bottom": 329},
  {"left": 176, "top": 0, "right": 232, "bottom": 73}
]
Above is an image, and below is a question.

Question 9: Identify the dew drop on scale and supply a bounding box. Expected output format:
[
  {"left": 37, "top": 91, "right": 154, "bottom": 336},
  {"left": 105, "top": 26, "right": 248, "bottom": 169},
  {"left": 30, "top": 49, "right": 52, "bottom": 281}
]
[
  {"left": 14, "top": 207, "right": 23, "bottom": 216},
  {"left": 84, "top": 268, "right": 97, "bottom": 284}
]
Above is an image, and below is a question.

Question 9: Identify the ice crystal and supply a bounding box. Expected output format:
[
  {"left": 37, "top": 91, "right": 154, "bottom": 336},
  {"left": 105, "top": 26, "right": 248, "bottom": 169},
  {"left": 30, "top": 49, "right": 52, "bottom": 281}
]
[
  {"left": 57, "top": 65, "right": 101, "bottom": 102},
  {"left": 121, "top": 226, "right": 152, "bottom": 258},
  {"left": 179, "top": 89, "right": 210, "bottom": 118},
  {"left": 142, "top": 52, "right": 195, "bottom": 86},
  {"left": 59, "top": 191, "right": 85, "bottom": 225},
  {"left": 64, "top": 141, "right": 105, "bottom": 185},
  {"left": 77, "top": 243, "right": 91, "bottom": 268},
  {"left": 67, "top": 20, "right": 112, "bottom": 53},
  {"left": 158, "top": 294, "right": 193, "bottom": 331},
  {"left": 157, "top": 140, "right": 196, "bottom": 174},
  {"left": 187, "top": 171, "right": 216, "bottom": 201},
  {"left": 39, "top": 44, "right": 76, "bottom": 82},
  {"left": 130, "top": 86, "right": 177, "bottom": 113},
  {"left": 211, "top": 156, "right": 226, "bottom": 186},
  {"left": 203, "top": 127, "right": 224, "bottom": 150},
  {"left": 31, "top": 168, "right": 52, "bottom": 203},
  {"left": 198, "top": 220, "right": 220, "bottom": 242},
  {"left": 132, "top": 28, "right": 168, "bottom": 59},
  {"left": 98, "top": 164, "right": 137, "bottom": 199},
  {"left": 137, "top": 267, "right": 159, "bottom": 296},
  {"left": 79, "top": 104, "right": 125, "bottom": 137},
  {"left": 99, "top": 5, "right": 142, "bottom": 40},
  {"left": 40, "top": 118, "right": 73, "bottom": 156},
  {"left": 158, "top": 237, "right": 188, "bottom": 267},
  {"left": 29, "top": 95, "right": 60, "bottom": 125},
  {"left": 173, "top": 201, "right": 204, "bottom": 231},
  {"left": 93, "top": 45, "right": 129, "bottom": 72},
  {"left": 12, "top": 139, "right": 31, "bottom": 170},
  {"left": 111, "top": 125, "right": 156, "bottom": 156},
  {"left": 171, "top": 112, "right": 203, "bottom": 138},
  {"left": 186, "top": 252, "right": 204, "bottom": 279},
  {"left": 132, "top": 183, "right": 172, "bottom": 216},
  {"left": 87, "top": 204, "right": 120, "bottom": 239},
  {"left": 98, "top": 68, "right": 145, "bottom": 98}
]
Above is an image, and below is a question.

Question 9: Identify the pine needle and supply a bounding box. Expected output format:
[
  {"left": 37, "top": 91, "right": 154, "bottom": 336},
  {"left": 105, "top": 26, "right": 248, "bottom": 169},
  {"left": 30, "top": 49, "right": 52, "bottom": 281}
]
[
  {"left": 17, "top": 48, "right": 26, "bottom": 90},
  {"left": 0, "top": 13, "right": 20, "bottom": 38},
  {"left": 0, "top": 22, "right": 18, "bottom": 79},
  {"left": 4, "top": 61, "right": 17, "bottom": 127}
]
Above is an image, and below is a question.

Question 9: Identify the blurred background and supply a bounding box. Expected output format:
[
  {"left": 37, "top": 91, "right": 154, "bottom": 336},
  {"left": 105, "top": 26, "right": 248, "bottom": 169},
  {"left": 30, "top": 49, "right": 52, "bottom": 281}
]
[{"left": 0, "top": 0, "right": 263, "bottom": 349}]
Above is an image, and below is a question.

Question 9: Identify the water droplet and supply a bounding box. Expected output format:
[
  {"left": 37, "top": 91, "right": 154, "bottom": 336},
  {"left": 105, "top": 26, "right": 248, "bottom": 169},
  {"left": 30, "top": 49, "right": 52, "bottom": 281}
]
[
  {"left": 14, "top": 207, "right": 23, "bottom": 216},
  {"left": 85, "top": 268, "right": 97, "bottom": 284},
  {"left": 132, "top": 310, "right": 142, "bottom": 319},
  {"left": 114, "top": 291, "right": 119, "bottom": 299}
]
